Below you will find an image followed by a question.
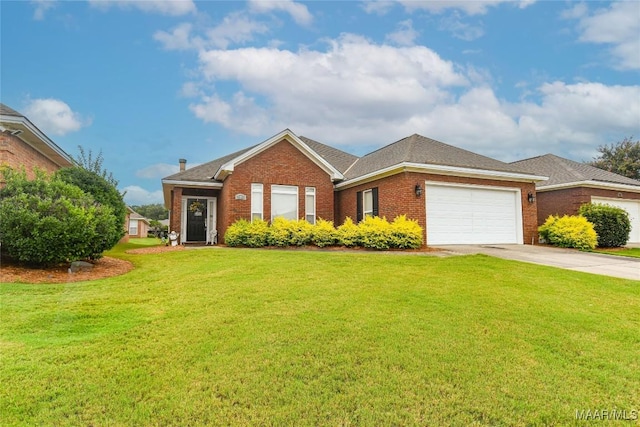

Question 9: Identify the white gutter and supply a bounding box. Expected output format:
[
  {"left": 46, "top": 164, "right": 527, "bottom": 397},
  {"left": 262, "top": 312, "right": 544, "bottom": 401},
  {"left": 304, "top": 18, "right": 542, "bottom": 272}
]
[
  {"left": 537, "top": 180, "right": 640, "bottom": 193},
  {"left": 335, "top": 162, "right": 548, "bottom": 189},
  {"left": 161, "top": 179, "right": 223, "bottom": 188},
  {"left": 0, "top": 114, "right": 75, "bottom": 165}
]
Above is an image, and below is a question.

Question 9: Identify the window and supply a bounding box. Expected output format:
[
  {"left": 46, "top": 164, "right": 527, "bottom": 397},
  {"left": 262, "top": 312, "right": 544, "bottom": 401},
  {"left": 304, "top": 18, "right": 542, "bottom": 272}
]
[
  {"left": 251, "top": 183, "right": 263, "bottom": 221},
  {"left": 305, "top": 187, "right": 316, "bottom": 224},
  {"left": 356, "top": 187, "right": 378, "bottom": 222},
  {"left": 271, "top": 185, "right": 298, "bottom": 220},
  {"left": 129, "top": 219, "right": 138, "bottom": 236}
]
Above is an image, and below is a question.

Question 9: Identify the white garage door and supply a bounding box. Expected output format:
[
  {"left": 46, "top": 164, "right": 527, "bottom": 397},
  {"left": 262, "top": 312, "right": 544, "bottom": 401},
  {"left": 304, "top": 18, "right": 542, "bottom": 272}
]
[
  {"left": 425, "top": 183, "right": 523, "bottom": 245},
  {"left": 591, "top": 197, "right": 640, "bottom": 243}
]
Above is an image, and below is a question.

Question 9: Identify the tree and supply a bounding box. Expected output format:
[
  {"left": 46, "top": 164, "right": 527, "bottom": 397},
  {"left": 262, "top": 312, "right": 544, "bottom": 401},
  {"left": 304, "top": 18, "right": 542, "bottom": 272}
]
[
  {"left": 56, "top": 148, "right": 127, "bottom": 252},
  {"left": 130, "top": 203, "right": 169, "bottom": 220},
  {"left": 0, "top": 168, "right": 117, "bottom": 265},
  {"left": 588, "top": 137, "right": 640, "bottom": 180}
]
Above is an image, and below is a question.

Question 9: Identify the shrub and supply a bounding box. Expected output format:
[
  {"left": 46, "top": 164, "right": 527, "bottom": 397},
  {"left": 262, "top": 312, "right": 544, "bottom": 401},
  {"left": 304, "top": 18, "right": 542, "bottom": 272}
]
[
  {"left": 358, "top": 216, "right": 392, "bottom": 249},
  {"left": 538, "top": 215, "right": 597, "bottom": 250},
  {"left": 267, "top": 217, "right": 294, "bottom": 247},
  {"left": 224, "top": 219, "right": 250, "bottom": 247},
  {"left": 289, "top": 219, "right": 314, "bottom": 246},
  {"left": 0, "top": 168, "right": 117, "bottom": 265},
  {"left": 56, "top": 166, "right": 126, "bottom": 252},
  {"left": 389, "top": 215, "right": 423, "bottom": 249},
  {"left": 578, "top": 203, "right": 631, "bottom": 248},
  {"left": 312, "top": 218, "right": 338, "bottom": 248},
  {"left": 336, "top": 217, "right": 360, "bottom": 247}
]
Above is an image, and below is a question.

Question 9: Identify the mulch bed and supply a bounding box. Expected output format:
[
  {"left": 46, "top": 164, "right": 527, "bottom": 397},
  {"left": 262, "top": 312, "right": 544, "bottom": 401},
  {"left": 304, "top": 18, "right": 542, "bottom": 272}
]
[{"left": 0, "top": 256, "right": 134, "bottom": 284}]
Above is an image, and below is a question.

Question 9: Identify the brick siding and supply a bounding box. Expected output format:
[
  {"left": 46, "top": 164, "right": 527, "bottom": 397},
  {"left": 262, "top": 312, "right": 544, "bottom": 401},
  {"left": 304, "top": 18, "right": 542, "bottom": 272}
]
[
  {"left": 537, "top": 187, "right": 640, "bottom": 225},
  {"left": 336, "top": 172, "right": 538, "bottom": 246},
  {"left": 0, "top": 133, "right": 61, "bottom": 180}
]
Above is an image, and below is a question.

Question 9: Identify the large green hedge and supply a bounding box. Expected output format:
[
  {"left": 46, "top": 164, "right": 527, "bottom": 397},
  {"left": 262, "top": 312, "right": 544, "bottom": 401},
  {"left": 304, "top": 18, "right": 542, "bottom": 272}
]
[
  {"left": 0, "top": 169, "right": 117, "bottom": 266},
  {"left": 578, "top": 203, "right": 631, "bottom": 248},
  {"left": 224, "top": 215, "right": 423, "bottom": 250}
]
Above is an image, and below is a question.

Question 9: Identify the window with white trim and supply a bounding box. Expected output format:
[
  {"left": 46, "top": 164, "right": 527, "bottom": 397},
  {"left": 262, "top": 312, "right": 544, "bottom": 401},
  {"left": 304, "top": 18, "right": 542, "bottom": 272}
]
[
  {"left": 363, "top": 189, "right": 374, "bottom": 218},
  {"left": 129, "top": 219, "right": 138, "bottom": 236},
  {"left": 305, "top": 187, "right": 316, "bottom": 224},
  {"left": 271, "top": 185, "right": 298, "bottom": 220},
  {"left": 251, "top": 183, "right": 263, "bottom": 221}
]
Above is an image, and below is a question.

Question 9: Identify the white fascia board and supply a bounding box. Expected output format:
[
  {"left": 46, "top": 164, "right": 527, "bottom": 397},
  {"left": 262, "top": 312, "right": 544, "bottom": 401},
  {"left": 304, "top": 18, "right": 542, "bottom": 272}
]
[
  {"left": 214, "top": 129, "right": 344, "bottom": 181},
  {"left": 537, "top": 180, "right": 640, "bottom": 193},
  {"left": 161, "top": 179, "right": 223, "bottom": 188},
  {"left": 335, "top": 162, "right": 548, "bottom": 189},
  {"left": 1, "top": 114, "right": 75, "bottom": 165}
]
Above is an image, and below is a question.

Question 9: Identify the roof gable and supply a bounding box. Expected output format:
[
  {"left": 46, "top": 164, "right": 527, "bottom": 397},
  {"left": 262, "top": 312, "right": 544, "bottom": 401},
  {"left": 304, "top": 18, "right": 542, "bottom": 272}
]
[
  {"left": 214, "top": 129, "right": 345, "bottom": 181},
  {"left": 511, "top": 154, "right": 640, "bottom": 190}
]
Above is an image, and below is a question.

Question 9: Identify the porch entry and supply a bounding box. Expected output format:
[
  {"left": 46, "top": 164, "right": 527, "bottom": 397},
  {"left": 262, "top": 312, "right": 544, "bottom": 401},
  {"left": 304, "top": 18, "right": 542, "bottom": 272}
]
[{"left": 182, "top": 197, "right": 217, "bottom": 243}]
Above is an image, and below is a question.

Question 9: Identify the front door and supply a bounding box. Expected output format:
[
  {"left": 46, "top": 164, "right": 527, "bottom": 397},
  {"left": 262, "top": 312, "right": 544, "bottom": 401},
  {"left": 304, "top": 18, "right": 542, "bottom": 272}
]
[{"left": 186, "top": 198, "right": 207, "bottom": 241}]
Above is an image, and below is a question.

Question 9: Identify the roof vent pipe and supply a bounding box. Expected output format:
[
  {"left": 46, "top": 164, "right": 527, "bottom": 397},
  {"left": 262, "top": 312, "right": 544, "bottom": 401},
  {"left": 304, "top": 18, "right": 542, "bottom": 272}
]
[{"left": 179, "top": 158, "right": 186, "bottom": 171}]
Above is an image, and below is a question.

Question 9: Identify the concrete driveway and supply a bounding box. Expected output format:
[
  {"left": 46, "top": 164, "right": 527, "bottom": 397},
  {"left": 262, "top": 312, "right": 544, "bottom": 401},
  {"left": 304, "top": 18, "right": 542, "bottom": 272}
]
[{"left": 434, "top": 245, "right": 640, "bottom": 281}]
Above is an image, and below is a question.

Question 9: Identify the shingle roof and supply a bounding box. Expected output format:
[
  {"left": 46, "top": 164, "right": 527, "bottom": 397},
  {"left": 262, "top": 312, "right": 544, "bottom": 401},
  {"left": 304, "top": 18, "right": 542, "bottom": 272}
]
[
  {"left": 299, "top": 136, "right": 358, "bottom": 174},
  {"left": 344, "top": 134, "right": 533, "bottom": 180},
  {"left": 0, "top": 103, "right": 23, "bottom": 117},
  {"left": 511, "top": 154, "right": 640, "bottom": 188},
  {"left": 163, "top": 145, "right": 257, "bottom": 183}
]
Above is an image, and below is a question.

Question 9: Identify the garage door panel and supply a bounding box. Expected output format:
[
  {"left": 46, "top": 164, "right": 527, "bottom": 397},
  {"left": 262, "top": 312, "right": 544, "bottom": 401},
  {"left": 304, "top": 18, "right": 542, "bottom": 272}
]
[
  {"left": 591, "top": 197, "right": 640, "bottom": 243},
  {"left": 426, "top": 184, "right": 522, "bottom": 245}
]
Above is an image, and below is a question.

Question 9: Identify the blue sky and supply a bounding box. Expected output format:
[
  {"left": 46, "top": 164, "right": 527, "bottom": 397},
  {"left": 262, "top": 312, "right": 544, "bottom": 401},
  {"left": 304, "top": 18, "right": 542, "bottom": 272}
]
[{"left": 2, "top": 0, "right": 639, "bottom": 205}]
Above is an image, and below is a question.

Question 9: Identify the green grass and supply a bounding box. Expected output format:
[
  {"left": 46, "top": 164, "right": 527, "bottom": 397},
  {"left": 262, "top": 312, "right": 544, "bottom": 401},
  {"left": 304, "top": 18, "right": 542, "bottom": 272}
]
[
  {"left": 1, "top": 247, "right": 639, "bottom": 426},
  {"left": 594, "top": 247, "right": 640, "bottom": 258}
]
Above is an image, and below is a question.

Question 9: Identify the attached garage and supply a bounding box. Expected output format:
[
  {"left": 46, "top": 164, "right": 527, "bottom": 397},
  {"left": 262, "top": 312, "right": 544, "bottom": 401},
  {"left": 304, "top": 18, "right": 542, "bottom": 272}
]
[
  {"left": 591, "top": 197, "right": 640, "bottom": 243},
  {"left": 425, "top": 182, "right": 523, "bottom": 245}
]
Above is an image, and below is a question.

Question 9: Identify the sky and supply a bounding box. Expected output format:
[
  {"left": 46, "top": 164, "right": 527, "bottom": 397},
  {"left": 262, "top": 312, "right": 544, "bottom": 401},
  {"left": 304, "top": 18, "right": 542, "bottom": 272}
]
[{"left": 1, "top": 0, "right": 639, "bottom": 206}]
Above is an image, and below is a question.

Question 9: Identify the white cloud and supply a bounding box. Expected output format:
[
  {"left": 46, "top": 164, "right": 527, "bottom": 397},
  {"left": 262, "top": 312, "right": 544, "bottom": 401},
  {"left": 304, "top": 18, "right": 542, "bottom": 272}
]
[
  {"left": 153, "top": 23, "right": 202, "bottom": 51},
  {"left": 397, "top": 0, "right": 534, "bottom": 15},
  {"left": 32, "top": 0, "right": 56, "bottom": 20},
  {"left": 565, "top": 1, "right": 640, "bottom": 70},
  {"left": 23, "top": 98, "right": 90, "bottom": 136},
  {"left": 361, "top": 0, "right": 396, "bottom": 15},
  {"left": 248, "top": 0, "right": 313, "bottom": 26},
  {"left": 154, "top": 13, "right": 269, "bottom": 51},
  {"left": 385, "top": 20, "right": 419, "bottom": 46},
  {"left": 184, "top": 35, "right": 638, "bottom": 162},
  {"left": 135, "top": 163, "right": 180, "bottom": 179},
  {"left": 123, "top": 185, "right": 164, "bottom": 205},
  {"left": 88, "top": 0, "right": 196, "bottom": 16},
  {"left": 438, "top": 12, "right": 485, "bottom": 41},
  {"left": 206, "top": 12, "right": 270, "bottom": 49}
]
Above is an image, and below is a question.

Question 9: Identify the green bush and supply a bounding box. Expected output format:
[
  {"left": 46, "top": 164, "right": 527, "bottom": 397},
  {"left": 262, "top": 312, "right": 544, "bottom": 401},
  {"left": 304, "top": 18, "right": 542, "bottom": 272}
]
[
  {"left": 289, "top": 219, "right": 314, "bottom": 246},
  {"left": 57, "top": 166, "right": 126, "bottom": 252},
  {"left": 267, "top": 217, "right": 294, "bottom": 247},
  {"left": 312, "top": 218, "right": 338, "bottom": 248},
  {"left": 336, "top": 217, "right": 360, "bottom": 247},
  {"left": 389, "top": 215, "right": 423, "bottom": 249},
  {"left": 578, "top": 203, "right": 631, "bottom": 248},
  {"left": 0, "top": 168, "right": 117, "bottom": 265},
  {"left": 538, "top": 215, "right": 598, "bottom": 250},
  {"left": 224, "top": 219, "right": 270, "bottom": 247},
  {"left": 358, "top": 216, "right": 392, "bottom": 249}
]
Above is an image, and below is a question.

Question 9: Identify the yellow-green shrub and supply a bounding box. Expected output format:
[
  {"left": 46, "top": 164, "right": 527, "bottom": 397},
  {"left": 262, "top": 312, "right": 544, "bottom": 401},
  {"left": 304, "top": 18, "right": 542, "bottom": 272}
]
[
  {"left": 389, "top": 215, "right": 423, "bottom": 249},
  {"left": 290, "top": 219, "right": 314, "bottom": 246},
  {"left": 358, "top": 216, "right": 392, "bottom": 249},
  {"left": 336, "top": 217, "right": 360, "bottom": 247},
  {"left": 267, "top": 217, "right": 294, "bottom": 247},
  {"left": 538, "top": 215, "right": 597, "bottom": 250},
  {"left": 312, "top": 218, "right": 338, "bottom": 247},
  {"left": 224, "top": 218, "right": 269, "bottom": 247}
]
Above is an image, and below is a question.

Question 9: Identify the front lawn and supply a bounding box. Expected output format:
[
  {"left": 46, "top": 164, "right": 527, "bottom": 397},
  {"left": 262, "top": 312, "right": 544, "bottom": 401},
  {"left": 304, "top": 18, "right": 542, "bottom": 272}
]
[
  {"left": 1, "top": 247, "right": 638, "bottom": 425},
  {"left": 594, "top": 247, "right": 640, "bottom": 258}
]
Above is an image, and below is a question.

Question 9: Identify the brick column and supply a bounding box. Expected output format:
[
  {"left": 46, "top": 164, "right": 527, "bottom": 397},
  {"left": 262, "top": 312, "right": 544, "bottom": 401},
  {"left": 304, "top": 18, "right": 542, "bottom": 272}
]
[{"left": 170, "top": 187, "right": 183, "bottom": 236}]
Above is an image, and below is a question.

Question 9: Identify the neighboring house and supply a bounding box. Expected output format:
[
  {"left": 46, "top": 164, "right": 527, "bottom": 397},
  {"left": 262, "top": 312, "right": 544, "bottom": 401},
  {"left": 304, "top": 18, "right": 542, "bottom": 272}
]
[
  {"left": 0, "top": 103, "right": 74, "bottom": 181},
  {"left": 127, "top": 207, "right": 150, "bottom": 239},
  {"left": 512, "top": 154, "right": 640, "bottom": 243},
  {"left": 163, "top": 129, "right": 546, "bottom": 246}
]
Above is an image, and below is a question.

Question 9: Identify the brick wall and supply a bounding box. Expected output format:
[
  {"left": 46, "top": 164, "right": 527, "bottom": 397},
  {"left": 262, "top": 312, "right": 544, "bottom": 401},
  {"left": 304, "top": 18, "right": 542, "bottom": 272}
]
[
  {"left": 0, "top": 133, "right": 61, "bottom": 180},
  {"left": 217, "top": 138, "right": 335, "bottom": 242},
  {"left": 537, "top": 187, "right": 640, "bottom": 225},
  {"left": 336, "top": 172, "right": 538, "bottom": 246},
  {"left": 169, "top": 187, "right": 183, "bottom": 237}
]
